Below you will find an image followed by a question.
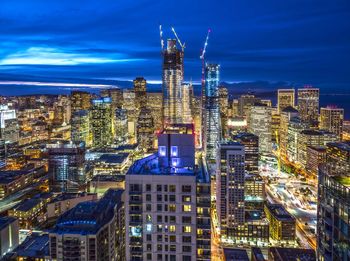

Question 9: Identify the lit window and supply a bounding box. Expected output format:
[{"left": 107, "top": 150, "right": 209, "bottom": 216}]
[
  {"left": 183, "top": 205, "right": 191, "bottom": 212},
  {"left": 169, "top": 225, "right": 176, "bottom": 232},
  {"left": 159, "top": 146, "right": 166, "bottom": 157},
  {"left": 171, "top": 158, "right": 180, "bottom": 167},
  {"left": 171, "top": 146, "right": 178, "bottom": 157},
  {"left": 146, "top": 224, "right": 152, "bottom": 232},
  {"left": 183, "top": 226, "right": 191, "bottom": 233}
]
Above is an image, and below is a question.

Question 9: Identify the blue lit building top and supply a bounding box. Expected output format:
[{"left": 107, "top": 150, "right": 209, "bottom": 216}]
[
  {"left": 52, "top": 189, "right": 123, "bottom": 235},
  {"left": 205, "top": 63, "right": 220, "bottom": 97},
  {"left": 91, "top": 97, "right": 112, "bottom": 104}
]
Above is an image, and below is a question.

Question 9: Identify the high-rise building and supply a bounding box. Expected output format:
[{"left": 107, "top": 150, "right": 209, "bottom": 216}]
[
  {"left": 182, "top": 83, "right": 193, "bottom": 124},
  {"left": 71, "top": 110, "right": 92, "bottom": 147},
  {"left": 279, "top": 106, "right": 299, "bottom": 157},
  {"left": 271, "top": 107, "right": 280, "bottom": 144},
  {"left": 317, "top": 142, "right": 350, "bottom": 261},
  {"left": 238, "top": 94, "right": 261, "bottom": 117},
  {"left": 233, "top": 132, "right": 259, "bottom": 175},
  {"left": 320, "top": 106, "right": 344, "bottom": 139},
  {"left": 277, "top": 89, "right": 295, "bottom": 113},
  {"left": 115, "top": 108, "right": 129, "bottom": 146},
  {"left": 287, "top": 116, "right": 309, "bottom": 162},
  {"left": 203, "top": 63, "right": 221, "bottom": 161},
  {"left": 249, "top": 105, "right": 272, "bottom": 154},
  {"left": 49, "top": 189, "right": 125, "bottom": 261},
  {"left": 125, "top": 130, "right": 211, "bottom": 261},
  {"left": 147, "top": 92, "right": 163, "bottom": 131},
  {"left": 162, "top": 39, "right": 184, "bottom": 125},
  {"left": 219, "top": 86, "right": 229, "bottom": 137},
  {"left": 47, "top": 142, "right": 86, "bottom": 193},
  {"left": 0, "top": 140, "right": 6, "bottom": 168},
  {"left": 134, "top": 77, "right": 147, "bottom": 112},
  {"left": 101, "top": 88, "right": 124, "bottom": 110},
  {"left": 136, "top": 108, "right": 155, "bottom": 151},
  {"left": 297, "top": 130, "right": 338, "bottom": 168},
  {"left": 297, "top": 87, "right": 319, "bottom": 126},
  {"left": 306, "top": 145, "right": 326, "bottom": 178},
  {"left": 0, "top": 105, "right": 19, "bottom": 143},
  {"left": 70, "top": 91, "right": 91, "bottom": 113},
  {"left": 90, "top": 98, "right": 113, "bottom": 148},
  {"left": 216, "top": 142, "right": 245, "bottom": 232}
]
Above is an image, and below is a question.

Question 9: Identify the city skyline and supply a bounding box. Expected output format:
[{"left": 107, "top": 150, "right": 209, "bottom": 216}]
[{"left": 0, "top": 0, "right": 350, "bottom": 90}]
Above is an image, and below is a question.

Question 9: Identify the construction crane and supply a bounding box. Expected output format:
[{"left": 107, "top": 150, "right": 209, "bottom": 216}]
[
  {"left": 159, "top": 24, "right": 164, "bottom": 51},
  {"left": 171, "top": 26, "right": 185, "bottom": 51},
  {"left": 200, "top": 29, "right": 211, "bottom": 86}
]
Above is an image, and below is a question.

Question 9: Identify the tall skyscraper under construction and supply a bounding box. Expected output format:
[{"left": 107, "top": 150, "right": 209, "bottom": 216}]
[
  {"left": 162, "top": 39, "right": 184, "bottom": 126},
  {"left": 203, "top": 63, "right": 221, "bottom": 162}
]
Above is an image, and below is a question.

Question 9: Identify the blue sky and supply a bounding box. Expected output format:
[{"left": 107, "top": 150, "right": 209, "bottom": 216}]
[{"left": 0, "top": 0, "right": 350, "bottom": 90}]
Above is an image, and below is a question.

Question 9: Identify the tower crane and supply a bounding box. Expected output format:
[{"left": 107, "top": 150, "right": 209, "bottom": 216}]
[
  {"left": 171, "top": 27, "right": 185, "bottom": 51},
  {"left": 200, "top": 29, "right": 211, "bottom": 86},
  {"left": 159, "top": 24, "right": 164, "bottom": 52}
]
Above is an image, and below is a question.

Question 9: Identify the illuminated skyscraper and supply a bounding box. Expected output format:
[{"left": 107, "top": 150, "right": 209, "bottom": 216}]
[
  {"left": 216, "top": 142, "right": 245, "bottom": 235},
  {"left": 277, "top": 89, "right": 295, "bottom": 113},
  {"left": 297, "top": 87, "right": 319, "bottom": 126},
  {"left": 100, "top": 88, "right": 124, "bottom": 110},
  {"left": 147, "top": 92, "right": 163, "bottom": 131},
  {"left": 47, "top": 141, "right": 86, "bottom": 193},
  {"left": 233, "top": 132, "right": 259, "bottom": 175},
  {"left": 125, "top": 132, "right": 211, "bottom": 260},
  {"left": 133, "top": 77, "right": 147, "bottom": 112},
  {"left": 320, "top": 106, "right": 344, "bottom": 139},
  {"left": 162, "top": 39, "right": 184, "bottom": 125},
  {"left": 71, "top": 110, "right": 92, "bottom": 147},
  {"left": 115, "top": 108, "right": 128, "bottom": 145},
  {"left": 219, "top": 86, "right": 229, "bottom": 138},
  {"left": 203, "top": 63, "right": 221, "bottom": 161},
  {"left": 0, "top": 105, "right": 19, "bottom": 143},
  {"left": 70, "top": 91, "right": 91, "bottom": 114},
  {"left": 136, "top": 108, "right": 155, "bottom": 151},
  {"left": 279, "top": 106, "right": 299, "bottom": 157},
  {"left": 90, "top": 98, "right": 113, "bottom": 148},
  {"left": 182, "top": 83, "right": 193, "bottom": 124}
]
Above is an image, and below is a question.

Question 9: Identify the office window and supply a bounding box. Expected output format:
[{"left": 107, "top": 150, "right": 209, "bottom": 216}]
[
  {"left": 146, "top": 204, "right": 151, "bottom": 211},
  {"left": 147, "top": 254, "right": 152, "bottom": 260},
  {"left": 147, "top": 244, "right": 152, "bottom": 251},
  {"left": 164, "top": 185, "right": 168, "bottom": 192},
  {"left": 183, "top": 246, "right": 191, "bottom": 252},
  {"left": 159, "top": 146, "right": 166, "bottom": 156},
  {"left": 171, "top": 158, "right": 180, "bottom": 167},
  {"left": 157, "top": 204, "right": 162, "bottom": 211},
  {"left": 170, "top": 245, "right": 176, "bottom": 252},
  {"left": 183, "top": 226, "right": 191, "bottom": 233},
  {"left": 182, "top": 236, "right": 191, "bottom": 243},
  {"left": 170, "top": 216, "right": 176, "bottom": 223},
  {"left": 169, "top": 225, "right": 176, "bottom": 232},
  {"left": 169, "top": 185, "right": 176, "bottom": 192},
  {"left": 157, "top": 185, "right": 162, "bottom": 192},
  {"left": 146, "top": 234, "right": 152, "bottom": 241},
  {"left": 182, "top": 216, "right": 191, "bottom": 224},
  {"left": 157, "top": 194, "right": 162, "bottom": 201},
  {"left": 169, "top": 195, "right": 176, "bottom": 202},
  {"left": 146, "top": 194, "right": 151, "bottom": 201},
  {"left": 170, "top": 235, "right": 176, "bottom": 242},
  {"left": 169, "top": 204, "right": 176, "bottom": 212},
  {"left": 183, "top": 205, "right": 191, "bottom": 212},
  {"left": 157, "top": 244, "right": 162, "bottom": 251},
  {"left": 182, "top": 185, "right": 191, "bottom": 193},
  {"left": 146, "top": 184, "right": 151, "bottom": 191},
  {"left": 157, "top": 215, "right": 162, "bottom": 222},
  {"left": 182, "top": 196, "right": 191, "bottom": 202},
  {"left": 171, "top": 146, "right": 178, "bottom": 157}
]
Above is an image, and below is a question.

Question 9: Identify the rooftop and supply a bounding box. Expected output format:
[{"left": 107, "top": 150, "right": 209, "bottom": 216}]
[
  {"left": 327, "top": 141, "right": 350, "bottom": 152},
  {"left": 0, "top": 169, "right": 34, "bottom": 185},
  {"left": 53, "top": 189, "right": 123, "bottom": 235},
  {"left": 91, "top": 174, "right": 125, "bottom": 182},
  {"left": 266, "top": 204, "right": 295, "bottom": 222},
  {"left": 14, "top": 233, "right": 49, "bottom": 258},
  {"left": 99, "top": 153, "right": 129, "bottom": 164},
  {"left": 269, "top": 247, "right": 316, "bottom": 261},
  {"left": 282, "top": 106, "right": 298, "bottom": 113},
  {"left": 0, "top": 217, "right": 17, "bottom": 230},
  {"left": 50, "top": 192, "right": 96, "bottom": 203},
  {"left": 223, "top": 248, "right": 249, "bottom": 261},
  {"left": 13, "top": 199, "right": 42, "bottom": 212}
]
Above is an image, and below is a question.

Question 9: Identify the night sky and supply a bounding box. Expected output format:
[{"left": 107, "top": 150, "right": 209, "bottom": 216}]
[{"left": 0, "top": 0, "right": 350, "bottom": 91}]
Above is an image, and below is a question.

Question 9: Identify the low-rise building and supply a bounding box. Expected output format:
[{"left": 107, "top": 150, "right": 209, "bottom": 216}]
[
  {"left": 0, "top": 217, "right": 19, "bottom": 258},
  {"left": 269, "top": 247, "right": 316, "bottom": 261},
  {"left": 8, "top": 199, "right": 45, "bottom": 229}
]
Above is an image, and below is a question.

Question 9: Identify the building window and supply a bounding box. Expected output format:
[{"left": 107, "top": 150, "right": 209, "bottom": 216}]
[
  {"left": 146, "top": 204, "right": 152, "bottom": 211},
  {"left": 157, "top": 204, "right": 162, "bottom": 211},
  {"left": 171, "top": 158, "right": 180, "bottom": 167},
  {"left": 146, "top": 194, "right": 151, "bottom": 201},
  {"left": 182, "top": 196, "right": 191, "bottom": 202},
  {"left": 170, "top": 245, "right": 176, "bottom": 252},
  {"left": 157, "top": 215, "right": 162, "bottom": 222},
  {"left": 182, "top": 185, "right": 191, "bottom": 193},
  {"left": 183, "top": 205, "right": 191, "bottom": 212},
  {"left": 147, "top": 254, "right": 152, "bottom": 260},
  {"left": 159, "top": 146, "right": 166, "bottom": 157},
  {"left": 169, "top": 195, "right": 176, "bottom": 202},
  {"left": 171, "top": 146, "right": 178, "bottom": 157},
  {"left": 170, "top": 235, "right": 176, "bottom": 242},
  {"left": 183, "top": 226, "right": 191, "bottom": 233},
  {"left": 146, "top": 234, "right": 152, "bottom": 241},
  {"left": 169, "top": 204, "right": 176, "bottom": 212},
  {"left": 157, "top": 244, "right": 162, "bottom": 251},
  {"left": 182, "top": 216, "right": 191, "bottom": 224},
  {"left": 169, "top": 225, "right": 176, "bottom": 232},
  {"left": 146, "top": 184, "right": 151, "bottom": 191},
  {"left": 157, "top": 194, "right": 162, "bottom": 201},
  {"left": 147, "top": 244, "right": 152, "bottom": 251},
  {"left": 157, "top": 185, "right": 162, "bottom": 192},
  {"left": 182, "top": 236, "right": 191, "bottom": 243},
  {"left": 170, "top": 216, "right": 176, "bottom": 223},
  {"left": 183, "top": 246, "right": 192, "bottom": 252},
  {"left": 169, "top": 185, "right": 176, "bottom": 193}
]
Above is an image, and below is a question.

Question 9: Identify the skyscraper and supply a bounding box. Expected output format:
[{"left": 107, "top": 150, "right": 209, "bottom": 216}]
[
  {"left": 219, "top": 86, "right": 229, "bottom": 138},
  {"left": 49, "top": 189, "right": 125, "bottom": 261},
  {"left": 90, "top": 97, "right": 113, "bottom": 148},
  {"left": 317, "top": 142, "right": 350, "bottom": 261},
  {"left": 136, "top": 108, "right": 155, "bottom": 151},
  {"left": 216, "top": 142, "right": 245, "bottom": 233},
  {"left": 279, "top": 106, "right": 299, "bottom": 158},
  {"left": 134, "top": 77, "right": 147, "bottom": 112},
  {"left": 115, "top": 108, "right": 128, "bottom": 146},
  {"left": 125, "top": 130, "right": 211, "bottom": 260},
  {"left": 47, "top": 141, "right": 86, "bottom": 193},
  {"left": 100, "top": 88, "right": 124, "bottom": 110},
  {"left": 70, "top": 91, "right": 91, "bottom": 114},
  {"left": 233, "top": 132, "right": 259, "bottom": 175},
  {"left": 203, "top": 63, "right": 221, "bottom": 161},
  {"left": 320, "top": 106, "right": 344, "bottom": 139},
  {"left": 0, "top": 105, "right": 19, "bottom": 144},
  {"left": 297, "top": 87, "right": 319, "bottom": 126},
  {"left": 249, "top": 104, "right": 272, "bottom": 154},
  {"left": 71, "top": 110, "right": 92, "bottom": 147},
  {"left": 162, "top": 39, "right": 184, "bottom": 126},
  {"left": 277, "top": 89, "right": 295, "bottom": 113},
  {"left": 182, "top": 83, "right": 193, "bottom": 124}
]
